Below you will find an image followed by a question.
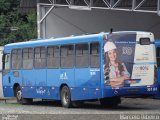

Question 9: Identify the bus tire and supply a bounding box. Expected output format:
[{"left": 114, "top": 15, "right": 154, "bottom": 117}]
[
  {"left": 60, "top": 86, "right": 72, "bottom": 108},
  {"left": 100, "top": 97, "right": 121, "bottom": 108},
  {"left": 15, "top": 86, "right": 33, "bottom": 105},
  {"left": 15, "top": 86, "right": 23, "bottom": 104}
]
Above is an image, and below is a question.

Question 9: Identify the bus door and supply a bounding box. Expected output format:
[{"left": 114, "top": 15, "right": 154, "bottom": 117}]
[
  {"left": 0, "top": 47, "right": 4, "bottom": 98},
  {"left": 2, "top": 52, "right": 13, "bottom": 97},
  {"left": 10, "top": 49, "right": 23, "bottom": 91}
]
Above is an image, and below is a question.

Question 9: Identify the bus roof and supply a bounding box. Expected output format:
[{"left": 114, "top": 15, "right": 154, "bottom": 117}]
[
  {"left": 4, "top": 33, "right": 104, "bottom": 50},
  {"left": 4, "top": 31, "right": 153, "bottom": 50}
]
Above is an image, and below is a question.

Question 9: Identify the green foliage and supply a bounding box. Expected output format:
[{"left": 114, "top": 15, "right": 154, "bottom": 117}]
[{"left": 0, "top": 0, "right": 37, "bottom": 45}]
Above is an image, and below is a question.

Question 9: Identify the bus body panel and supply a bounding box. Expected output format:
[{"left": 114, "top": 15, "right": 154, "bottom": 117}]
[
  {"left": 3, "top": 70, "right": 22, "bottom": 97},
  {"left": 21, "top": 69, "right": 47, "bottom": 99},
  {"left": 22, "top": 86, "right": 60, "bottom": 99},
  {"left": 46, "top": 69, "right": 61, "bottom": 99},
  {"left": 73, "top": 68, "right": 101, "bottom": 100}
]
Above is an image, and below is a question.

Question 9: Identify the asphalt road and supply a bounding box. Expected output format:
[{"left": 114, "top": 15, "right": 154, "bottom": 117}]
[{"left": 0, "top": 98, "right": 160, "bottom": 120}]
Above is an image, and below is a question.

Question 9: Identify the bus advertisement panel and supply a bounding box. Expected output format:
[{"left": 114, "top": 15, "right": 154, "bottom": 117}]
[{"left": 103, "top": 33, "right": 156, "bottom": 88}]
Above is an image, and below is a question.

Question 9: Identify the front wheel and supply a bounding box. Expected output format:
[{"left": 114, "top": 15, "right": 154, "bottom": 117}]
[
  {"left": 15, "top": 86, "right": 33, "bottom": 104},
  {"left": 15, "top": 86, "right": 23, "bottom": 104},
  {"left": 60, "top": 86, "right": 72, "bottom": 108}
]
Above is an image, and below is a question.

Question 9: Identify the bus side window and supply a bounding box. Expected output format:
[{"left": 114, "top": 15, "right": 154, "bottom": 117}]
[
  {"left": 22, "top": 48, "right": 33, "bottom": 69},
  {"left": 90, "top": 42, "right": 100, "bottom": 68},
  {"left": 76, "top": 43, "right": 89, "bottom": 68},
  {"left": 156, "top": 47, "right": 160, "bottom": 67},
  {"left": 11, "top": 49, "right": 22, "bottom": 70},
  {"left": 3, "top": 54, "right": 10, "bottom": 70},
  {"left": 60, "top": 45, "right": 74, "bottom": 68},
  {"left": 34, "top": 47, "right": 46, "bottom": 68},
  {"left": 47, "top": 46, "right": 60, "bottom": 68}
]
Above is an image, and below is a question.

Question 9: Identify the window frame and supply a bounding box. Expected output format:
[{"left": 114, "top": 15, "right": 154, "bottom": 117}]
[
  {"left": 22, "top": 47, "right": 33, "bottom": 70},
  {"left": 75, "top": 43, "right": 89, "bottom": 68},
  {"left": 34, "top": 46, "right": 46, "bottom": 69},
  {"left": 3, "top": 53, "right": 11, "bottom": 71},
  {"left": 47, "top": 45, "right": 60, "bottom": 69},
  {"left": 11, "top": 49, "right": 22, "bottom": 70},
  {"left": 60, "top": 44, "right": 74, "bottom": 68},
  {"left": 90, "top": 42, "right": 100, "bottom": 68}
]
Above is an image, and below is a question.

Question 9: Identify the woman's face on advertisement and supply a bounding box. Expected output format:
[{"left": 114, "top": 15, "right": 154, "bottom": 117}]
[{"left": 107, "top": 49, "right": 117, "bottom": 61}]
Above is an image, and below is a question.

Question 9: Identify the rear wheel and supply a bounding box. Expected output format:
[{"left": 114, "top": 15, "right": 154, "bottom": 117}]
[
  {"left": 100, "top": 97, "right": 121, "bottom": 108},
  {"left": 60, "top": 86, "right": 72, "bottom": 108},
  {"left": 15, "top": 86, "right": 33, "bottom": 104}
]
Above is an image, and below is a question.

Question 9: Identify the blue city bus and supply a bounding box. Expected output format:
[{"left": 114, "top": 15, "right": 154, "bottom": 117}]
[{"left": 2, "top": 31, "right": 159, "bottom": 108}]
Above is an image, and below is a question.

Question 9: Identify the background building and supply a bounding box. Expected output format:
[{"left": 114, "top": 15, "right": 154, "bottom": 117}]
[{"left": 20, "top": 0, "right": 160, "bottom": 39}]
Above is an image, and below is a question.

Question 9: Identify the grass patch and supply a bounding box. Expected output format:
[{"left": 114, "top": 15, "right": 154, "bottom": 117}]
[{"left": 0, "top": 102, "right": 20, "bottom": 106}]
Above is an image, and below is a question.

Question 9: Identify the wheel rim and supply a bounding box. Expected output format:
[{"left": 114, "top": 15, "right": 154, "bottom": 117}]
[
  {"left": 17, "top": 90, "right": 22, "bottom": 100},
  {"left": 63, "top": 89, "right": 69, "bottom": 105}
]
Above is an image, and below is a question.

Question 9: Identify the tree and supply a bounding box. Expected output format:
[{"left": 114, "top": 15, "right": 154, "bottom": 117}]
[{"left": 0, "top": 0, "right": 37, "bottom": 45}]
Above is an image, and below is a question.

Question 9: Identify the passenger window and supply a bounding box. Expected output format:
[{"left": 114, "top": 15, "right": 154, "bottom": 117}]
[
  {"left": 22, "top": 48, "right": 33, "bottom": 69},
  {"left": 3, "top": 54, "right": 10, "bottom": 70},
  {"left": 90, "top": 42, "right": 100, "bottom": 68},
  {"left": 47, "top": 46, "right": 60, "bottom": 68},
  {"left": 60, "top": 45, "right": 74, "bottom": 68},
  {"left": 34, "top": 47, "right": 46, "bottom": 68},
  {"left": 139, "top": 38, "right": 151, "bottom": 45},
  {"left": 11, "top": 49, "right": 22, "bottom": 69},
  {"left": 76, "top": 43, "right": 89, "bottom": 68}
]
